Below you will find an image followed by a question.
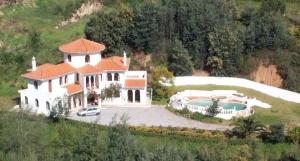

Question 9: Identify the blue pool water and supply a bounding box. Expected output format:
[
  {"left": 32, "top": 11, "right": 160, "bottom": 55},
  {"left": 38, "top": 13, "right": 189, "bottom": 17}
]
[{"left": 189, "top": 99, "right": 247, "bottom": 111}]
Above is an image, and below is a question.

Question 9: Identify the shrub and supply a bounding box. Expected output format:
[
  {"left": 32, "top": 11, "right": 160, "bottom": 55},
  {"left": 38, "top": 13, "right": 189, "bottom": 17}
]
[
  {"left": 190, "top": 112, "right": 206, "bottom": 121},
  {"left": 262, "top": 123, "right": 285, "bottom": 144},
  {"left": 287, "top": 127, "right": 300, "bottom": 144}
]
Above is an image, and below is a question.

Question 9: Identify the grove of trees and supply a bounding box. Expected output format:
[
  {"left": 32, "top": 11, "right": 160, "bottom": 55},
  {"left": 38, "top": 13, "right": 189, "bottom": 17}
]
[{"left": 85, "top": 0, "right": 300, "bottom": 92}]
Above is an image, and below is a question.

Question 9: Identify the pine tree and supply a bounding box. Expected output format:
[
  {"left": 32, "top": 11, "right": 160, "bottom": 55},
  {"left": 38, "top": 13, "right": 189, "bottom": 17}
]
[{"left": 167, "top": 39, "right": 193, "bottom": 76}]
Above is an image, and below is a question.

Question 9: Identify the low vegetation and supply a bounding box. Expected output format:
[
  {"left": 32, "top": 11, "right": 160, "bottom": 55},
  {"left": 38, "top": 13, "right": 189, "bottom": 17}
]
[{"left": 1, "top": 111, "right": 300, "bottom": 161}]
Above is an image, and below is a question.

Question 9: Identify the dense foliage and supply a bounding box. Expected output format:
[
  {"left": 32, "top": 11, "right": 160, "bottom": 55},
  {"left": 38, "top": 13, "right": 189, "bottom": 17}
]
[
  {"left": 150, "top": 66, "right": 175, "bottom": 100},
  {"left": 85, "top": 0, "right": 300, "bottom": 92},
  {"left": 167, "top": 39, "right": 193, "bottom": 76},
  {"left": 1, "top": 111, "right": 300, "bottom": 161}
]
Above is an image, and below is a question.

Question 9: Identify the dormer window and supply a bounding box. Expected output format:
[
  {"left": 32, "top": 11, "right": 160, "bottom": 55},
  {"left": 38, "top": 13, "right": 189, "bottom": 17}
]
[
  {"left": 34, "top": 81, "right": 38, "bottom": 90},
  {"left": 85, "top": 55, "right": 90, "bottom": 63},
  {"left": 67, "top": 55, "right": 72, "bottom": 62}
]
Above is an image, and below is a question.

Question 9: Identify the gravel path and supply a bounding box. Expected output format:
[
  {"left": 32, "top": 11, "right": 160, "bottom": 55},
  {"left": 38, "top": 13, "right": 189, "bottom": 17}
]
[{"left": 68, "top": 106, "right": 232, "bottom": 131}]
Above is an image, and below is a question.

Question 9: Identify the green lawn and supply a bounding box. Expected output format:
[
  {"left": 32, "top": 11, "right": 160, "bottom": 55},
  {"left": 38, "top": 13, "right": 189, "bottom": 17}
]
[{"left": 173, "top": 85, "right": 300, "bottom": 125}]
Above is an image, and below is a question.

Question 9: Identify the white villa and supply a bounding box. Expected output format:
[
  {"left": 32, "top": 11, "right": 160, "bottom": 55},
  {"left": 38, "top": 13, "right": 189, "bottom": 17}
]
[{"left": 19, "top": 38, "right": 148, "bottom": 115}]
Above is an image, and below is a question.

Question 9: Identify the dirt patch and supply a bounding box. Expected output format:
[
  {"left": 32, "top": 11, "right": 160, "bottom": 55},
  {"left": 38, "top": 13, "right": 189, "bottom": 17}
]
[
  {"left": 250, "top": 62, "right": 283, "bottom": 87},
  {"left": 131, "top": 52, "right": 151, "bottom": 70},
  {"left": 193, "top": 70, "right": 209, "bottom": 76},
  {"left": 59, "top": 1, "right": 102, "bottom": 27}
]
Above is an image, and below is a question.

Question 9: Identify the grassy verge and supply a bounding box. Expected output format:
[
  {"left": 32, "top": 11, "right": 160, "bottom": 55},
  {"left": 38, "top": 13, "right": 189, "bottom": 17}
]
[{"left": 161, "top": 85, "right": 300, "bottom": 125}]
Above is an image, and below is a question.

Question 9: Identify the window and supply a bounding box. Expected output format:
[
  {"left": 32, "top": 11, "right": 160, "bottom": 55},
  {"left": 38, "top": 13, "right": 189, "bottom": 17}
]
[
  {"left": 135, "top": 90, "right": 140, "bottom": 102},
  {"left": 86, "top": 76, "right": 89, "bottom": 88},
  {"left": 67, "top": 55, "right": 72, "bottom": 62},
  {"left": 114, "top": 73, "right": 119, "bottom": 81},
  {"left": 25, "top": 96, "right": 28, "bottom": 104},
  {"left": 107, "top": 73, "right": 112, "bottom": 81},
  {"left": 34, "top": 81, "right": 38, "bottom": 90},
  {"left": 48, "top": 80, "right": 52, "bottom": 92},
  {"left": 91, "top": 76, "right": 94, "bottom": 87},
  {"left": 85, "top": 55, "right": 90, "bottom": 63},
  {"left": 46, "top": 101, "right": 50, "bottom": 110},
  {"left": 59, "top": 77, "right": 63, "bottom": 85},
  {"left": 35, "top": 99, "right": 39, "bottom": 107},
  {"left": 64, "top": 75, "right": 68, "bottom": 84},
  {"left": 75, "top": 73, "right": 79, "bottom": 83}
]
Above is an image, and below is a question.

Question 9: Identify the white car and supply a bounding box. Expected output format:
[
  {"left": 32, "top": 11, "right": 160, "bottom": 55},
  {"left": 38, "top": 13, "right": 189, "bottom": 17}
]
[{"left": 77, "top": 107, "right": 100, "bottom": 116}]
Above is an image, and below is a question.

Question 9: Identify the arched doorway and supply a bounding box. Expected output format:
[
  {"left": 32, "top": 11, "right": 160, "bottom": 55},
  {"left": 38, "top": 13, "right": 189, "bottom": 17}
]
[
  {"left": 128, "top": 90, "right": 133, "bottom": 103},
  {"left": 135, "top": 90, "right": 140, "bottom": 103}
]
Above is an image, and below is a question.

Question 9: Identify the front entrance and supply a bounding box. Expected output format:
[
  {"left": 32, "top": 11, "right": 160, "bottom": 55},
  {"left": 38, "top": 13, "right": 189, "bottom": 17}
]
[
  {"left": 127, "top": 90, "right": 140, "bottom": 103},
  {"left": 128, "top": 90, "right": 133, "bottom": 103}
]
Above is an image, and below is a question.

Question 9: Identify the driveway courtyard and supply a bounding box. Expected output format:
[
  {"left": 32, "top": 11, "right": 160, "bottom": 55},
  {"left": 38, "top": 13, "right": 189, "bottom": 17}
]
[{"left": 68, "top": 106, "right": 231, "bottom": 131}]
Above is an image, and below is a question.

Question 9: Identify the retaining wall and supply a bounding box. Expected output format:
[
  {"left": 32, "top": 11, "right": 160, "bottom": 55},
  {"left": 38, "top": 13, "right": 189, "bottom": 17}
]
[{"left": 172, "top": 76, "right": 300, "bottom": 104}]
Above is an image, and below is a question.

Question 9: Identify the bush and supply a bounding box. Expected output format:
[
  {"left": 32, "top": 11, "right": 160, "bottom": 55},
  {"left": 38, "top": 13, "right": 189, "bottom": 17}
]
[
  {"left": 190, "top": 112, "right": 206, "bottom": 121},
  {"left": 287, "top": 127, "right": 300, "bottom": 144},
  {"left": 128, "top": 126, "right": 225, "bottom": 140},
  {"left": 262, "top": 123, "right": 285, "bottom": 144}
]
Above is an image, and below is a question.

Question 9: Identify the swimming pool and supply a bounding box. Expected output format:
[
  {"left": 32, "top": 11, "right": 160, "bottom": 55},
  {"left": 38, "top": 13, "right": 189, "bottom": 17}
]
[{"left": 189, "top": 99, "right": 247, "bottom": 111}]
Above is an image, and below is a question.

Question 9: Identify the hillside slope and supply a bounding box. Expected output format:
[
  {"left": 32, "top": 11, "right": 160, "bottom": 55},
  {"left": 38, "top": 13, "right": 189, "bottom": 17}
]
[{"left": 0, "top": 0, "right": 101, "bottom": 108}]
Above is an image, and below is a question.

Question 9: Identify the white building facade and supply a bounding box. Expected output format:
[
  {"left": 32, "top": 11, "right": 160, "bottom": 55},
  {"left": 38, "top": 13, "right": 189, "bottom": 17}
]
[{"left": 19, "top": 38, "right": 148, "bottom": 115}]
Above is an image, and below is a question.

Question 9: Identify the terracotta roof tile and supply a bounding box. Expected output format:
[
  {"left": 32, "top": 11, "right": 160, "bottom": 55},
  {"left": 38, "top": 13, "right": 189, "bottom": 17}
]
[
  {"left": 59, "top": 38, "right": 105, "bottom": 54},
  {"left": 124, "top": 79, "right": 146, "bottom": 89},
  {"left": 64, "top": 83, "right": 82, "bottom": 95},
  {"left": 22, "top": 63, "right": 76, "bottom": 80},
  {"left": 77, "top": 64, "right": 99, "bottom": 74},
  {"left": 95, "top": 56, "right": 130, "bottom": 72}
]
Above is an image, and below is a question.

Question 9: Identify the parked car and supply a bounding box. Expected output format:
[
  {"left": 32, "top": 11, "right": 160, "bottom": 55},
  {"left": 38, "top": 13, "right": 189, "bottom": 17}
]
[{"left": 77, "top": 107, "right": 100, "bottom": 116}]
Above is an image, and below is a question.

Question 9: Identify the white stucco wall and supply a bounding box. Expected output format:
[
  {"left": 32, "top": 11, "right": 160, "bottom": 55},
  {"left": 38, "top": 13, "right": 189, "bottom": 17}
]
[
  {"left": 64, "top": 52, "right": 101, "bottom": 68},
  {"left": 122, "top": 87, "right": 147, "bottom": 104},
  {"left": 19, "top": 72, "right": 77, "bottom": 114},
  {"left": 172, "top": 76, "right": 300, "bottom": 104}
]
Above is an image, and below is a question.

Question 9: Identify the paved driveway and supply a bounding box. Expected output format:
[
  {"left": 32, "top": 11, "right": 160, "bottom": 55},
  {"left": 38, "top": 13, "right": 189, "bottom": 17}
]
[{"left": 68, "top": 106, "right": 232, "bottom": 131}]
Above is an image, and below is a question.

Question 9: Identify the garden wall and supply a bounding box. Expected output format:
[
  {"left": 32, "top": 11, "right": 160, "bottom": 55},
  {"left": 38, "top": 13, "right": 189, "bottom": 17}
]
[{"left": 172, "top": 76, "right": 300, "bottom": 104}]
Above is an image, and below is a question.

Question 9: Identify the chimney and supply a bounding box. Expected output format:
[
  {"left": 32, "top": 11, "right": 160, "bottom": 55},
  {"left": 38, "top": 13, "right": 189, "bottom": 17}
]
[
  {"left": 32, "top": 56, "right": 36, "bottom": 71},
  {"left": 123, "top": 51, "right": 127, "bottom": 66}
]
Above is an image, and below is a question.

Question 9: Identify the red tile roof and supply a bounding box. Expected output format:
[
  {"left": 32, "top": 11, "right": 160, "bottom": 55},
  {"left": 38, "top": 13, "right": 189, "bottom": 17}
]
[
  {"left": 59, "top": 38, "right": 105, "bottom": 54},
  {"left": 95, "top": 56, "right": 130, "bottom": 72},
  {"left": 22, "top": 63, "right": 76, "bottom": 80},
  {"left": 124, "top": 79, "right": 146, "bottom": 89},
  {"left": 64, "top": 83, "right": 82, "bottom": 95},
  {"left": 77, "top": 64, "right": 99, "bottom": 74}
]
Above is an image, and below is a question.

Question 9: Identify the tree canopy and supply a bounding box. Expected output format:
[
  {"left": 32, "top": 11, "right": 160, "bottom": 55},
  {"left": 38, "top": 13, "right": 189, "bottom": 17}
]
[{"left": 167, "top": 39, "right": 193, "bottom": 76}]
